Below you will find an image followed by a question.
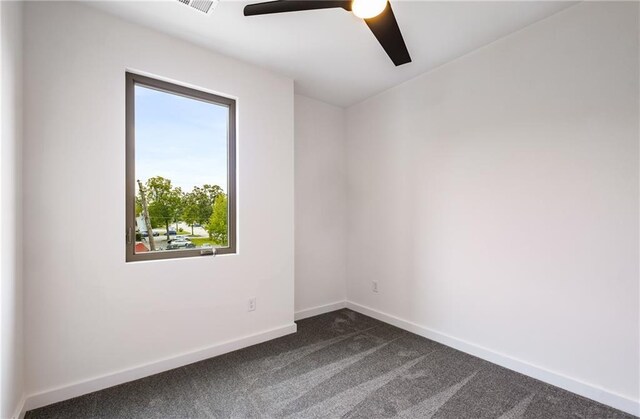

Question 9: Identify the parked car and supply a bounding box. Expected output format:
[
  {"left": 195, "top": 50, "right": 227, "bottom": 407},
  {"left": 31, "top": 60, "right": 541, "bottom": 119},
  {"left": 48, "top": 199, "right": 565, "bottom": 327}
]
[
  {"left": 167, "top": 230, "right": 177, "bottom": 236},
  {"left": 167, "top": 236, "right": 192, "bottom": 244},
  {"left": 166, "top": 241, "right": 196, "bottom": 250},
  {"left": 152, "top": 230, "right": 160, "bottom": 237}
]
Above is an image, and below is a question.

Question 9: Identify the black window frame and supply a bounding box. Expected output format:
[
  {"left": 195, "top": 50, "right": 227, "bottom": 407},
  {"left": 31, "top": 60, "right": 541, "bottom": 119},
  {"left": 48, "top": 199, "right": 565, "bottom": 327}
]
[{"left": 125, "top": 72, "right": 237, "bottom": 262}]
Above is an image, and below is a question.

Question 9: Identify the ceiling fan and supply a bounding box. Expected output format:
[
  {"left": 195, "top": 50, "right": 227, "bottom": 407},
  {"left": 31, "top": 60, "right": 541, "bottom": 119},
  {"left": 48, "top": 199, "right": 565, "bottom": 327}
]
[{"left": 243, "top": 0, "right": 411, "bottom": 66}]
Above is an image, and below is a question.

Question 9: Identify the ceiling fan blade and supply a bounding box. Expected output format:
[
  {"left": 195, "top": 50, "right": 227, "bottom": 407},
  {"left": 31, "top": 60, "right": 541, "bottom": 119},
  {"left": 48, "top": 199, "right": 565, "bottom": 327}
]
[
  {"left": 364, "top": 2, "right": 411, "bottom": 66},
  {"left": 244, "top": 0, "right": 351, "bottom": 16}
]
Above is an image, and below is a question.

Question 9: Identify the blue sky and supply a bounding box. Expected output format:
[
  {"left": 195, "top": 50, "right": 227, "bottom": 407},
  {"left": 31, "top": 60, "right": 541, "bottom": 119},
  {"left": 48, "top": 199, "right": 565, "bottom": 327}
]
[{"left": 135, "top": 85, "right": 228, "bottom": 193}]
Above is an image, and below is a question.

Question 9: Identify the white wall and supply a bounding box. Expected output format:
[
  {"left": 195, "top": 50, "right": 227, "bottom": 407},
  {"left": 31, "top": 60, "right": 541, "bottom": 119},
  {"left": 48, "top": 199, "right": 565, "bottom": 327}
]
[
  {"left": 14, "top": 0, "right": 640, "bottom": 415},
  {"left": 294, "top": 95, "right": 347, "bottom": 316},
  {"left": 23, "top": 0, "right": 294, "bottom": 402},
  {"left": 347, "top": 1, "right": 639, "bottom": 412},
  {"left": 1, "top": 1, "right": 25, "bottom": 417}
]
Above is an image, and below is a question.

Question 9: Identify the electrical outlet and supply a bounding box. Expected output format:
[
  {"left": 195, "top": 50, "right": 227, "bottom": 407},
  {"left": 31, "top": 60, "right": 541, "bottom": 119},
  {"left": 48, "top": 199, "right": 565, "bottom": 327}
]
[
  {"left": 372, "top": 281, "right": 378, "bottom": 293},
  {"left": 248, "top": 297, "right": 256, "bottom": 312}
]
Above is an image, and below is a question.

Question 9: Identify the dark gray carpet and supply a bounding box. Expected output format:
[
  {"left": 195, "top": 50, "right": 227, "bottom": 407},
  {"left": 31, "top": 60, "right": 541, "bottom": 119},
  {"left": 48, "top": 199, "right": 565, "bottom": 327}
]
[{"left": 26, "top": 309, "right": 635, "bottom": 419}]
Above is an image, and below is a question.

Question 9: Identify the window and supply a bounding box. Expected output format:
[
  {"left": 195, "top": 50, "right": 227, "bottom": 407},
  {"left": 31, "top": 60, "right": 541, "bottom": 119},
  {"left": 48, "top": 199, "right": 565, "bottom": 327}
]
[{"left": 126, "top": 72, "right": 236, "bottom": 261}]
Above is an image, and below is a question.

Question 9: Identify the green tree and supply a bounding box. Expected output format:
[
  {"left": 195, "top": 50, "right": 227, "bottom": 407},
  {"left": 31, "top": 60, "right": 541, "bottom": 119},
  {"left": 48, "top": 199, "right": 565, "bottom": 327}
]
[
  {"left": 145, "top": 176, "right": 183, "bottom": 240},
  {"left": 207, "top": 194, "right": 228, "bottom": 246},
  {"left": 182, "top": 193, "right": 199, "bottom": 236},
  {"left": 203, "top": 184, "right": 223, "bottom": 201},
  {"left": 135, "top": 197, "right": 143, "bottom": 217},
  {"left": 183, "top": 184, "right": 223, "bottom": 235}
]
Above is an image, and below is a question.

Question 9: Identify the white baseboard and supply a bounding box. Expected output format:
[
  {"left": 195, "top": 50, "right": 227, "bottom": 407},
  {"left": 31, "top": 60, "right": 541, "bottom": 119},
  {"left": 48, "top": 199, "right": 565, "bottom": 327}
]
[
  {"left": 24, "top": 323, "right": 297, "bottom": 413},
  {"left": 345, "top": 301, "right": 639, "bottom": 417},
  {"left": 12, "top": 394, "right": 26, "bottom": 419},
  {"left": 295, "top": 300, "right": 347, "bottom": 321}
]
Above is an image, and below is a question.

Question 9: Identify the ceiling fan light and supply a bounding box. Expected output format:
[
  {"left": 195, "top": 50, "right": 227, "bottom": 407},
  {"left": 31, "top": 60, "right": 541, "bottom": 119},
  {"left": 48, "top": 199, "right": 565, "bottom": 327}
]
[{"left": 352, "top": 0, "right": 387, "bottom": 19}]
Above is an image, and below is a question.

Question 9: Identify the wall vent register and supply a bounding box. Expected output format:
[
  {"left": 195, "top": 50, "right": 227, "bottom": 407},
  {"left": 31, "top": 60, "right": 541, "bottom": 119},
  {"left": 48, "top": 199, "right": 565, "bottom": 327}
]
[{"left": 177, "top": 0, "right": 218, "bottom": 15}]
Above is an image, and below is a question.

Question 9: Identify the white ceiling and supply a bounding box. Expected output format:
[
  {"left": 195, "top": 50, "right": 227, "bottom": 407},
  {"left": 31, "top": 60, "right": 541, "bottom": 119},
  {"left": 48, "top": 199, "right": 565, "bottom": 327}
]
[{"left": 88, "top": 1, "right": 575, "bottom": 107}]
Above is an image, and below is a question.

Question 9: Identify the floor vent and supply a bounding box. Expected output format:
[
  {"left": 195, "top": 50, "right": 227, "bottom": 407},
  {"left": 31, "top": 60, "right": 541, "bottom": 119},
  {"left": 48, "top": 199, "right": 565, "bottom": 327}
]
[{"left": 177, "top": 0, "right": 217, "bottom": 15}]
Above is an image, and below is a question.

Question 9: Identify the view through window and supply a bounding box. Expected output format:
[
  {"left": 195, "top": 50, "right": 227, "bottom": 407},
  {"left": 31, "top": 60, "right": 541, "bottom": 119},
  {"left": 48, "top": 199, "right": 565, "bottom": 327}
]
[{"left": 126, "top": 73, "right": 236, "bottom": 261}]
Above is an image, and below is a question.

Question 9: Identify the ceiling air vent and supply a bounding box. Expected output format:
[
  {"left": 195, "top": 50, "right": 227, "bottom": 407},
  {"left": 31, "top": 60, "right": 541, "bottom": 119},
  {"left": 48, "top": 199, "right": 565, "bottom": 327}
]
[{"left": 177, "top": 0, "right": 218, "bottom": 15}]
